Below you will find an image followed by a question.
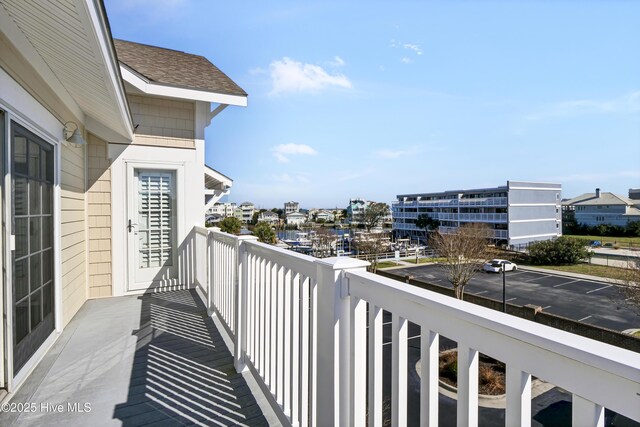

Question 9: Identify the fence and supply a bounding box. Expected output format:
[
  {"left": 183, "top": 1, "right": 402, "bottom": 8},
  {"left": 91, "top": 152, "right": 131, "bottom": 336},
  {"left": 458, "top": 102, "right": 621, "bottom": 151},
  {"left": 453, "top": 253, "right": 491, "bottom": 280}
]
[{"left": 187, "top": 225, "right": 640, "bottom": 426}]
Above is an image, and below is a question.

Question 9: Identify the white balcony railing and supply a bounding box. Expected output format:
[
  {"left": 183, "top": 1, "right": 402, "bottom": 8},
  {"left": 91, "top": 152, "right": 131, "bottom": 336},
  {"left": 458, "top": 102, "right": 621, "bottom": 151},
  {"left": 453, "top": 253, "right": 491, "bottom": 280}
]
[{"left": 188, "top": 225, "right": 640, "bottom": 426}]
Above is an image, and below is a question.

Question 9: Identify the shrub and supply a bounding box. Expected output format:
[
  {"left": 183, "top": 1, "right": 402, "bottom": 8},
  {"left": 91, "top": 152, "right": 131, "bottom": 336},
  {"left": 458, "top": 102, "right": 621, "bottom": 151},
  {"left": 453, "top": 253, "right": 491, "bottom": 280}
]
[
  {"left": 527, "top": 236, "right": 590, "bottom": 265},
  {"left": 253, "top": 222, "right": 276, "bottom": 244},
  {"left": 219, "top": 216, "right": 242, "bottom": 235}
]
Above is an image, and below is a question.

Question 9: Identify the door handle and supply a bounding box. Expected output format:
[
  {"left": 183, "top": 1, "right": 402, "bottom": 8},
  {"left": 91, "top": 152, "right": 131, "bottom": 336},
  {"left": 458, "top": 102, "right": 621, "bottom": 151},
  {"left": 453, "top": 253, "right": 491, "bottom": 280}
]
[{"left": 128, "top": 219, "right": 137, "bottom": 232}]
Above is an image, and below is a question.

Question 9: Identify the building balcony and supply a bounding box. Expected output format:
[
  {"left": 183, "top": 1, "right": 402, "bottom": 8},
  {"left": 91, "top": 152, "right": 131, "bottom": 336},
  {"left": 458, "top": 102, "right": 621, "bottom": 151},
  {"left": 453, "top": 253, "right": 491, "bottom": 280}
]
[{"left": 4, "top": 226, "right": 639, "bottom": 426}]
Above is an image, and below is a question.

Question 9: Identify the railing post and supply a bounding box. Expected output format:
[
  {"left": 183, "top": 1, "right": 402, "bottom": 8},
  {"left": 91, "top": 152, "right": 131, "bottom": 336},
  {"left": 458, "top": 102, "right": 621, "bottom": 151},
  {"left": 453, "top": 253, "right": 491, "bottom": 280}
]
[
  {"left": 207, "top": 227, "right": 221, "bottom": 316},
  {"left": 315, "top": 257, "right": 369, "bottom": 427},
  {"left": 234, "top": 235, "right": 259, "bottom": 373},
  {"left": 572, "top": 395, "right": 605, "bottom": 427}
]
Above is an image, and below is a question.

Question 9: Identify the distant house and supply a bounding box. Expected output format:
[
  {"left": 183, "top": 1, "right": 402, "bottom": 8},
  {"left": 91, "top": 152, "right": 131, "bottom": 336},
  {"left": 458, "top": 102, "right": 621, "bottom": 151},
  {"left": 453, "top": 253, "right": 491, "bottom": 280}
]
[
  {"left": 316, "top": 210, "right": 335, "bottom": 222},
  {"left": 347, "top": 198, "right": 370, "bottom": 224},
  {"left": 563, "top": 188, "right": 640, "bottom": 227},
  {"left": 286, "top": 212, "right": 307, "bottom": 226},
  {"left": 207, "top": 202, "right": 237, "bottom": 217},
  {"left": 258, "top": 211, "right": 280, "bottom": 225},
  {"left": 284, "top": 201, "right": 300, "bottom": 215}
]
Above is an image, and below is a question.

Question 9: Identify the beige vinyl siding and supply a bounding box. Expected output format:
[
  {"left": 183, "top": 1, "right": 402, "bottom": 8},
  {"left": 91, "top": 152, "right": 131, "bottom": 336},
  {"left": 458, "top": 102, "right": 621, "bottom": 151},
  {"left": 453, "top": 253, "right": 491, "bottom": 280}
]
[
  {"left": 129, "top": 95, "right": 195, "bottom": 149},
  {"left": 60, "top": 143, "right": 86, "bottom": 326},
  {"left": 87, "top": 134, "right": 112, "bottom": 297}
]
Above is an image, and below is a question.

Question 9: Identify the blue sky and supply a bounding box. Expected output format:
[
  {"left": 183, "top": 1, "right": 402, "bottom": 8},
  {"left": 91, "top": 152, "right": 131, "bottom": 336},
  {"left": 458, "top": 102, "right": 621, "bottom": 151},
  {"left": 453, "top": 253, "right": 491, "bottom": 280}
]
[{"left": 105, "top": 0, "right": 640, "bottom": 209}]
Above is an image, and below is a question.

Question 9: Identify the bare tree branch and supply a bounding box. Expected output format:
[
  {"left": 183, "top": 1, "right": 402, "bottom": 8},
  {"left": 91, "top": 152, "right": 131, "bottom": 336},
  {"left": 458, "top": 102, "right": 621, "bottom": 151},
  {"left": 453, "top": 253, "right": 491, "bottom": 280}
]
[{"left": 430, "top": 223, "right": 491, "bottom": 300}]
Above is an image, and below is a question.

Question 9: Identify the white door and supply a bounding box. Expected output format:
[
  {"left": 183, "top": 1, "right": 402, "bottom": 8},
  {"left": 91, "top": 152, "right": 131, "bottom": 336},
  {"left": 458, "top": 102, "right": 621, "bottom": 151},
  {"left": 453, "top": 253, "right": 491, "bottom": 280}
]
[{"left": 127, "top": 167, "right": 178, "bottom": 291}]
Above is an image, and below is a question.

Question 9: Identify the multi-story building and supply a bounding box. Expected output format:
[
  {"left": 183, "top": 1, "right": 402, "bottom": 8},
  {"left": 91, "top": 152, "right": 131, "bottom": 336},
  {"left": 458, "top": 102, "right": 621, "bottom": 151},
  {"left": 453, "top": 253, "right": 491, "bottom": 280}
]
[
  {"left": 284, "top": 201, "right": 300, "bottom": 215},
  {"left": 207, "top": 202, "right": 236, "bottom": 217},
  {"left": 347, "top": 198, "right": 370, "bottom": 224},
  {"left": 563, "top": 188, "right": 640, "bottom": 228},
  {"left": 240, "top": 202, "right": 255, "bottom": 223},
  {"left": 393, "top": 181, "right": 562, "bottom": 247}
]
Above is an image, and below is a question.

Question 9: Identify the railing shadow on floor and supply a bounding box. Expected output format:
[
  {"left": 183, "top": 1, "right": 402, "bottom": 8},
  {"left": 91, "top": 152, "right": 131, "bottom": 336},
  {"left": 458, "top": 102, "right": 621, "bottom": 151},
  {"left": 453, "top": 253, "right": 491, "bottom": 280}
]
[{"left": 113, "top": 289, "right": 267, "bottom": 426}]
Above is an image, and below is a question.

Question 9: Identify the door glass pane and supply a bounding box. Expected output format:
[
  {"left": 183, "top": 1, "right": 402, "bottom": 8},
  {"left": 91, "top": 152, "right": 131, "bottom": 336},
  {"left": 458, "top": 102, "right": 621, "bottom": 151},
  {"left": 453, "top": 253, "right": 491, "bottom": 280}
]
[
  {"left": 29, "top": 181, "right": 40, "bottom": 214},
  {"left": 42, "top": 216, "right": 52, "bottom": 250},
  {"left": 14, "top": 136, "right": 27, "bottom": 175},
  {"left": 42, "top": 183, "right": 52, "bottom": 214},
  {"left": 30, "top": 217, "right": 40, "bottom": 253},
  {"left": 42, "top": 249, "right": 52, "bottom": 285},
  {"left": 14, "top": 177, "right": 28, "bottom": 215},
  {"left": 15, "top": 299, "right": 29, "bottom": 344},
  {"left": 31, "top": 289, "right": 42, "bottom": 329},
  {"left": 28, "top": 141, "right": 40, "bottom": 179},
  {"left": 137, "top": 171, "right": 174, "bottom": 269},
  {"left": 15, "top": 258, "right": 29, "bottom": 301},
  {"left": 15, "top": 217, "right": 28, "bottom": 259},
  {"left": 43, "top": 283, "right": 53, "bottom": 317},
  {"left": 30, "top": 253, "right": 41, "bottom": 293}
]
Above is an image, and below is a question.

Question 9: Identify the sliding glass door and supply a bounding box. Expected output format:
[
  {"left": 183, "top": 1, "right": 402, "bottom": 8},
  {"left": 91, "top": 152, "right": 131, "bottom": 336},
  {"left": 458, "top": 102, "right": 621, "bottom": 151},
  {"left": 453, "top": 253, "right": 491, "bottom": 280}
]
[{"left": 11, "top": 122, "right": 55, "bottom": 373}]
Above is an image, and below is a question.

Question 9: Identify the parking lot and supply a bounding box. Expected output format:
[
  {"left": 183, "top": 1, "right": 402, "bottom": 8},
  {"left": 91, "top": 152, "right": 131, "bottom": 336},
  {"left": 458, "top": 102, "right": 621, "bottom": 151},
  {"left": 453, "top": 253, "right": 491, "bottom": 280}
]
[{"left": 386, "top": 264, "right": 639, "bottom": 332}]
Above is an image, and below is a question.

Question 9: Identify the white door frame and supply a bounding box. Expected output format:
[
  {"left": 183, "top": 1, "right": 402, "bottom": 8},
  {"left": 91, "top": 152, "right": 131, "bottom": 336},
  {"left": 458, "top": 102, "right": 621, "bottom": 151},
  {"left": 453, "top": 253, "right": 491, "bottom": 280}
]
[{"left": 124, "top": 160, "right": 185, "bottom": 293}]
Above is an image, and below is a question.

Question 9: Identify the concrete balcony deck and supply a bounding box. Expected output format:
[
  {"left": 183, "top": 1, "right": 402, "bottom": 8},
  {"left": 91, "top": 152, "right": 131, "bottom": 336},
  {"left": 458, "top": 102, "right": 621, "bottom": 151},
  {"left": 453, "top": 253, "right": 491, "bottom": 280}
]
[{"left": 0, "top": 290, "right": 271, "bottom": 426}]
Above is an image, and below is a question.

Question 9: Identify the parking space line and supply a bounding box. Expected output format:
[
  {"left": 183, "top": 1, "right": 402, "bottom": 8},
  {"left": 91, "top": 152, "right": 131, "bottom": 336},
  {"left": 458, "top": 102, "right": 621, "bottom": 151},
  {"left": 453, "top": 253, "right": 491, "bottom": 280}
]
[
  {"left": 553, "top": 279, "right": 581, "bottom": 288},
  {"left": 586, "top": 284, "right": 612, "bottom": 294},
  {"left": 506, "top": 297, "right": 517, "bottom": 302},
  {"left": 578, "top": 315, "right": 592, "bottom": 322},
  {"left": 382, "top": 335, "right": 421, "bottom": 346},
  {"left": 474, "top": 291, "right": 488, "bottom": 295},
  {"left": 525, "top": 274, "right": 551, "bottom": 282},
  {"left": 542, "top": 305, "right": 552, "bottom": 310}
]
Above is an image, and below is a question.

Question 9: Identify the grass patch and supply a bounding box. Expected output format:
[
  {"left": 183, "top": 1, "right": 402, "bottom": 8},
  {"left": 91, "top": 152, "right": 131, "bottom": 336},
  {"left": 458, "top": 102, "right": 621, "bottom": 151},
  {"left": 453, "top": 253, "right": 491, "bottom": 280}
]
[
  {"left": 405, "top": 257, "right": 447, "bottom": 264},
  {"left": 531, "top": 263, "right": 630, "bottom": 281},
  {"left": 564, "top": 235, "right": 640, "bottom": 247},
  {"left": 376, "top": 261, "right": 403, "bottom": 269}
]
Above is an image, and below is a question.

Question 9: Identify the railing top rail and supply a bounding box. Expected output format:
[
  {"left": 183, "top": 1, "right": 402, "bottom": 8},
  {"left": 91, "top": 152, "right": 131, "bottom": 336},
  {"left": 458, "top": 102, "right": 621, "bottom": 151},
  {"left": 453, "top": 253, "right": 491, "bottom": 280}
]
[
  {"left": 194, "top": 225, "right": 209, "bottom": 236},
  {"left": 245, "top": 240, "right": 318, "bottom": 278},
  {"left": 345, "top": 269, "right": 640, "bottom": 379}
]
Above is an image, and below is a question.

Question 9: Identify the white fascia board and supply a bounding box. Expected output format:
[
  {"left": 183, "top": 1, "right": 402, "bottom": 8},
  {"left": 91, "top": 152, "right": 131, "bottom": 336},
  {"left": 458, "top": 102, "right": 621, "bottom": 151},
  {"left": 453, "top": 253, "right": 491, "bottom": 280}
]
[
  {"left": 79, "top": 0, "right": 134, "bottom": 141},
  {"left": 120, "top": 65, "right": 248, "bottom": 107}
]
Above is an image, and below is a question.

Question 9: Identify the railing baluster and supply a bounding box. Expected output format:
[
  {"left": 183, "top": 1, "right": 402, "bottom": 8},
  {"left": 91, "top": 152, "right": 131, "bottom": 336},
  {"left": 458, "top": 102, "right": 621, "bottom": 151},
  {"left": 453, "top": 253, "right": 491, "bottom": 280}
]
[
  {"left": 292, "top": 272, "right": 301, "bottom": 426},
  {"left": 457, "top": 345, "right": 479, "bottom": 427},
  {"left": 420, "top": 330, "right": 439, "bottom": 427},
  {"left": 284, "top": 267, "right": 292, "bottom": 417},
  {"left": 265, "top": 260, "right": 272, "bottom": 388},
  {"left": 573, "top": 395, "right": 605, "bottom": 427},
  {"left": 351, "top": 295, "right": 366, "bottom": 426},
  {"left": 276, "top": 264, "right": 284, "bottom": 405},
  {"left": 368, "top": 304, "right": 383, "bottom": 427},
  {"left": 300, "top": 275, "right": 310, "bottom": 427},
  {"left": 392, "top": 313, "right": 408, "bottom": 427},
  {"left": 506, "top": 365, "right": 531, "bottom": 426}
]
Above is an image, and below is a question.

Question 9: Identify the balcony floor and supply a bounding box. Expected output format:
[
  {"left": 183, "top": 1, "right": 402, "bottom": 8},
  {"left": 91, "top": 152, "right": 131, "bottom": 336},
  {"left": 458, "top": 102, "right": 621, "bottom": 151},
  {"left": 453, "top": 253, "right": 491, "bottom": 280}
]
[{"left": 1, "top": 290, "right": 269, "bottom": 426}]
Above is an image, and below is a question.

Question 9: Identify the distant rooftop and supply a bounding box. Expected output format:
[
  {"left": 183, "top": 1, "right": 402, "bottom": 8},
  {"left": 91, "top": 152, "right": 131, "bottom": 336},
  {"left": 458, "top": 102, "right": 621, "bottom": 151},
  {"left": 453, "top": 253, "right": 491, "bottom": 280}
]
[
  {"left": 114, "top": 39, "right": 247, "bottom": 97},
  {"left": 563, "top": 191, "right": 635, "bottom": 206}
]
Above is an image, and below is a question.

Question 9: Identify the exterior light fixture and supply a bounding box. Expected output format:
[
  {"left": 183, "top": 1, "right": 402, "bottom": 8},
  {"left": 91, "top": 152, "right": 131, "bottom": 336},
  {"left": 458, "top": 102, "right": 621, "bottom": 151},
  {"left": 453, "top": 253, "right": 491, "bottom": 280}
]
[{"left": 63, "top": 121, "right": 87, "bottom": 147}]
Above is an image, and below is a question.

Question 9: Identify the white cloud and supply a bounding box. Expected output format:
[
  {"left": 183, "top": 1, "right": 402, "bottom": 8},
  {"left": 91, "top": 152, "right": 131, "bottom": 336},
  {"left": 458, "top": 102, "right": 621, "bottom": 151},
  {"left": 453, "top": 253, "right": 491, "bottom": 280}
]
[
  {"left": 401, "top": 57, "right": 413, "bottom": 64},
  {"left": 271, "top": 173, "right": 310, "bottom": 183},
  {"left": 403, "top": 43, "right": 423, "bottom": 55},
  {"left": 271, "top": 143, "right": 318, "bottom": 163},
  {"left": 526, "top": 91, "right": 640, "bottom": 121},
  {"left": 269, "top": 57, "right": 352, "bottom": 95},
  {"left": 329, "top": 56, "right": 345, "bottom": 67}
]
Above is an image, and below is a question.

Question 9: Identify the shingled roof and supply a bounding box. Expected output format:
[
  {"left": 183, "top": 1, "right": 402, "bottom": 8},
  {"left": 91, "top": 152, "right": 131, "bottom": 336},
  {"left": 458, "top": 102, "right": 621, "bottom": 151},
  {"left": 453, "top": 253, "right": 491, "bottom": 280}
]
[{"left": 113, "top": 39, "right": 247, "bottom": 97}]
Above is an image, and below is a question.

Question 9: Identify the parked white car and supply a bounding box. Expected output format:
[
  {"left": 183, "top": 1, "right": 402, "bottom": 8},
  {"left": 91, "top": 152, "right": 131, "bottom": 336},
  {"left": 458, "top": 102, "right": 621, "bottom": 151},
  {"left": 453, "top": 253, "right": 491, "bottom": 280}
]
[{"left": 483, "top": 259, "right": 518, "bottom": 273}]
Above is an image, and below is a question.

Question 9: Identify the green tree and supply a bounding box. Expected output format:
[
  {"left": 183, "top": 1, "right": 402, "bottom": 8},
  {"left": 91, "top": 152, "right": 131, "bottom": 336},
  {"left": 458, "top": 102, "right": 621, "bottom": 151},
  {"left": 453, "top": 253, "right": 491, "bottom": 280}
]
[
  {"left": 527, "top": 236, "right": 590, "bottom": 265},
  {"left": 362, "top": 203, "right": 390, "bottom": 232},
  {"left": 415, "top": 214, "right": 441, "bottom": 244},
  {"left": 253, "top": 222, "right": 276, "bottom": 244},
  {"left": 219, "top": 216, "right": 242, "bottom": 235}
]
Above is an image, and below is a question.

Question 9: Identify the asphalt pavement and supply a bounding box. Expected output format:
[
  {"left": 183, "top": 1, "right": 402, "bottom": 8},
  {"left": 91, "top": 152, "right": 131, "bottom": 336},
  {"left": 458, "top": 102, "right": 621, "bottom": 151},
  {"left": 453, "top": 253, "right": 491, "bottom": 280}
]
[{"left": 385, "top": 264, "right": 639, "bottom": 331}]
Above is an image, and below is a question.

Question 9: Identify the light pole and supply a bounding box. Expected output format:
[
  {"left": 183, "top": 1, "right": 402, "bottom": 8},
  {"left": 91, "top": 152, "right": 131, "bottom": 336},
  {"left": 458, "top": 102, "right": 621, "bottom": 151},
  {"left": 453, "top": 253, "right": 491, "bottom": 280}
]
[{"left": 501, "top": 261, "right": 507, "bottom": 313}]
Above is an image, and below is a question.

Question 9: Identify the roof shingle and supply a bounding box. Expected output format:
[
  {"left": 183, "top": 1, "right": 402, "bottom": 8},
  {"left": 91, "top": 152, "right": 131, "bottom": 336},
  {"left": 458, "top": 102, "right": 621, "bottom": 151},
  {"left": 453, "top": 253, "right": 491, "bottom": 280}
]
[{"left": 114, "top": 39, "right": 247, "bottom": 97}]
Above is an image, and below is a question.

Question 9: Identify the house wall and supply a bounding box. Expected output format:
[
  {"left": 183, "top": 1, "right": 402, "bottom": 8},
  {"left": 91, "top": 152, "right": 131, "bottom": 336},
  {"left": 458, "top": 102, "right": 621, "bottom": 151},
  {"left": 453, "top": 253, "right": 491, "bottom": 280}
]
[
  {"left": 60, "top": 142, "right": 87, "bottom": 326},
  {"left": 129, "top": 94, "right": 195, "bottom": 149},
  {"left": 87, "top": 134, "right": 112, "bottom": 297}
]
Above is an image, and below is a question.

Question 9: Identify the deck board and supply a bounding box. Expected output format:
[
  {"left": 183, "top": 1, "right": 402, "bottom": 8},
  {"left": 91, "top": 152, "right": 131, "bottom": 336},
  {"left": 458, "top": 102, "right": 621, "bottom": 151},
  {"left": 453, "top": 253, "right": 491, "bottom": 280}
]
[{"left": 1, "top": 290, "right": 267, "bottom": 426}]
